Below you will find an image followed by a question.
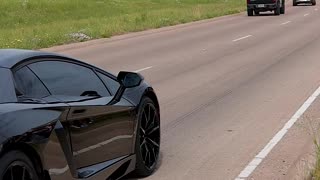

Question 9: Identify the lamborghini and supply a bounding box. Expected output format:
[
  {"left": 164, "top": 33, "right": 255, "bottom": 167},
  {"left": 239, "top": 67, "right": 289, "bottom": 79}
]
[{"left": 0, "top": 49, "right": 160, "bottom": 180}]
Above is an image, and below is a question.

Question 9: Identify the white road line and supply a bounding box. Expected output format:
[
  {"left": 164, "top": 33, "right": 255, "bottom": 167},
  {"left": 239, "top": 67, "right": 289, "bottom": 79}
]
[
  {"left": 281, "top": 21, "right": 291, "bottom": 25},
  {"left": 315, "top": 8, "right": 318, "bottom": 11},
  {"left": 304, "top": 13, "right": 310, "bottom": 16},
  {"left": 134, "top": 66, "right": 153, "bottom": 73},
  {"left": 232, "top": 35, "right": 252, "bottom": 42},
  {"left": 235, "top": 85, "right": 320, "bottom": 179}
]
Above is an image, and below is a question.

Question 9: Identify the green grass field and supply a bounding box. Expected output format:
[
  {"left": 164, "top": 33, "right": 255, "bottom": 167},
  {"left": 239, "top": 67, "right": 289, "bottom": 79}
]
[
  {"left": 311, "top": 139, "right": 320, "bottom": 180},
  {"left": 1, "top": 0, "right": 246, "bottom": 49}
]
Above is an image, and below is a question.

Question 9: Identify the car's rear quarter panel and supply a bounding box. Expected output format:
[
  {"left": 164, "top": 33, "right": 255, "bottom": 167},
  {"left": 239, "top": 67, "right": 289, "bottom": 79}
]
[{"left": 0, "top": 103, "right": 73, "bottom": 179}]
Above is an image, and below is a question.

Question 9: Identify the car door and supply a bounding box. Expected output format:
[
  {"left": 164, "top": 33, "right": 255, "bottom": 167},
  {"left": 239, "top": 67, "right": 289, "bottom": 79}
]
[{"left": 28, "top": 60, "right": 136, "bottom": 169}]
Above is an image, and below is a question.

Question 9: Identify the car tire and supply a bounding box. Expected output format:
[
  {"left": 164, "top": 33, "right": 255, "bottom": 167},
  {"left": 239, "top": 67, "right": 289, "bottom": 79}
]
[
  {"left": 312, "top": 0, "right": 316, "bottom": 5},
  {"left": 0, "top": 150, "right": 39, "bottom": 180},
  {"left": 133, "top": 97, "right": 160, "bottom": 177},
  {"left": 280, "top": 1, "right": 285, "bottom": 14},
  {"left": 274, "top": 1, "right": 281, "bottom": 15},
  {"left": 254, "top": 10, "right": 260, "bottom": 15},
  {"left": 247, "top": 9, "right": 254, "bottom": 16},
  {"left": 293, "top": 0, "right": 298, "bottom": 6}
]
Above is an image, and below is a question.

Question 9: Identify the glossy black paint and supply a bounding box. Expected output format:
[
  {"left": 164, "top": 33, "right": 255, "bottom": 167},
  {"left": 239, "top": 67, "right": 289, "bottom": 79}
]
[
  {"left": 0, "top": 68, "right": 17, "bottom": 104},
  {"left": 0, "top": 49, "right": 160, "bottom": 180},
  {"left": 67, "top": 97, "right": 135, "bottom": 169},
  {"left": 0, "top": 49, "right": 73, "bottom": 68}
]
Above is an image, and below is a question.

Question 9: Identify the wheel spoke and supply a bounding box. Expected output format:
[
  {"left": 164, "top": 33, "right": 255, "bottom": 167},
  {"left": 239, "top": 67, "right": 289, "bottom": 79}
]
[
  {"left": 147, "top": 138, "right": 160, "bottom": 148},
  {"left": 151, "top": 111, "right": 156, "bottom": 124},
  {"left": 152, "top": 109, "right": 156, "bottom": 123},
  {"left": 146, "top": 112, "right": 155, "bottom": 131},
  {"left": 147, "top": 125, "right": 160, "bottom": 136},
  {"left": 146, "top": 121, "right": 154, "bottom": 132},
  {"left": 140, "top": 139, "right": 146, "bottom": 148},
  {"left": 22, "top": 167, "right": 26, "bottom": 180},
  {"left": 143, "top": 143, "right": 150, "bottom": 163},
  {"left": 148, "top": 105, "right": 151, "bottom": 123},
  {"left": 140, "top": 127, "right": 146, "bottom": 135},
  {"left": 11, "top": 167, "right": 14, "bottom": 180},
  {"left": 143, "top": 110, "right": 148, "bottom": 129},
  {"left": 151, "top": 146, "right": 156, "bottom": 163},
  {"left": 144, "top": 106, "right": 151, "bottom": 129},
  {"left": 143, "top": 140, "right": 158, "bottom": 168},
  {"left": 146, "top": 105, "right": 158, "bottom": 131},
  {"left": 147, "top": 149, "right": 151, "bottom": 166}
]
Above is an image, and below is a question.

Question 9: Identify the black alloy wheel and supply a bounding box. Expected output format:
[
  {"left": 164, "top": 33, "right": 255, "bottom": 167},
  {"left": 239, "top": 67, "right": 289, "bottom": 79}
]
[
  {"left": 0, "top": 151, "right": 39, "bottom": 180},
  {"left": 247, "top": 9, "right": 254, "bottom": 16},
  {"left": 134, "top": 97, "right": 160, "bottom": 176},
  {"left": 280, "top": 0, "right": 285, "bottom": 14},
  {"left": 4, "top": 162, "right": 33, "bottom": 180}
]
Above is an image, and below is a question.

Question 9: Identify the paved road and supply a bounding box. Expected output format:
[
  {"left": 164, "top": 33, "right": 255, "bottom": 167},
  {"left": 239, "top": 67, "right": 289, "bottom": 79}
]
[{"left": 47, "top": 1, "right": 320, "bottom": 179}]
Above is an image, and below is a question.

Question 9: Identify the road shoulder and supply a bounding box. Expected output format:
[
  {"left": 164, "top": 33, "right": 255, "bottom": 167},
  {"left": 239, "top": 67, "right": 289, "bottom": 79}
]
[{"left": 249, "top": 98, "right": 320, "bottom": 180}]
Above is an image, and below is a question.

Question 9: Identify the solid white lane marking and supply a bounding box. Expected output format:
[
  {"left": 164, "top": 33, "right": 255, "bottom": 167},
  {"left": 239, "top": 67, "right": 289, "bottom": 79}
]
[
  {"left": 281, "top": 21, "right": 291, "bottom": 25},
  {"left": 232, "top": 35, "right": 252, "bottom": 42},
  {"left": 235, "top": 85, "right": 320, "bottom": 179},
  {"left": 315, "top": 8, "right": 318, "bottom": 11},
  {"left": 134, "top": 66, "right": 153, "bottom": 73},
  {"left": 304, "top": 13, "right": 310, "bottom": 16}
]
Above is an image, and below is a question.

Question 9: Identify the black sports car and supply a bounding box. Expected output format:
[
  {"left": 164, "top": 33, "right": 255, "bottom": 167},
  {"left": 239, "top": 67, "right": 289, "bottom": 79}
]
[{"left": 0, "top": 49, "right": 160, "bottom": 180}]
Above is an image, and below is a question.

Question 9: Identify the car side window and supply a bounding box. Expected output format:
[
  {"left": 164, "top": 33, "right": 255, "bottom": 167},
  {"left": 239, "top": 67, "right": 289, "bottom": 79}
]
[
  {"left": 28, "top": 61, "right": 110, "bottom": 97},
  {"left": 97, "top": 72, "right": 120, "bottom": 95},
  {"left": 13, "top": 66, "right": 50, "bottom": 98}
]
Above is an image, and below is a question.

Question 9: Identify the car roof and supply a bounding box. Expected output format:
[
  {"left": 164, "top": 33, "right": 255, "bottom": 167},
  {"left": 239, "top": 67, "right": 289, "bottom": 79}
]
[{"left": 0, "top": 49, "right": 70, "bottom": 68}]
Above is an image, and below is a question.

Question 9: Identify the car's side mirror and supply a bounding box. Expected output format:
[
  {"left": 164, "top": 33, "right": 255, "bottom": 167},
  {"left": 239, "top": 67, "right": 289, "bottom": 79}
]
[
  {"left": 117, "top": 71, "right": 144, "bottom": 88},
  {"left": 108, "top": 71, "right": 144, "bottom": 105}
]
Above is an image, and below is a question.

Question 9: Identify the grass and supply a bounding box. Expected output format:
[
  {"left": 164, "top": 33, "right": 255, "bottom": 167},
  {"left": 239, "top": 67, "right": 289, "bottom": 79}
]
[
  {"left": 1, "top": 0, "right": 246, "bottom": 49},
  {"left": 312, "top": 145, "right": 320, "bottom": 179},
  {"left": 302, "top": 117, "right": 320, "bottom": 180},
  {"left": 312, "top": 134, "right": 320, "bottom": 180}
]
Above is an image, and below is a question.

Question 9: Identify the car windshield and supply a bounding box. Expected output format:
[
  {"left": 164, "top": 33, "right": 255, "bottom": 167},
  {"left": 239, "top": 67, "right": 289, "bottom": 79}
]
[{"left": 0, "top": 68, "right": 17, "bottom": 103}]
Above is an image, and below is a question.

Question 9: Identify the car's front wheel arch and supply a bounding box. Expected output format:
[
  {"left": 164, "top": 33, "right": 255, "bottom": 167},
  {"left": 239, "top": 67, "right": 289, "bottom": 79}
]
[
  {"left": 1, "top": 143, "right": 46, "bottom": 179},
  {"left": 143, "top": 89, "right": 160, "bottom": 116}
]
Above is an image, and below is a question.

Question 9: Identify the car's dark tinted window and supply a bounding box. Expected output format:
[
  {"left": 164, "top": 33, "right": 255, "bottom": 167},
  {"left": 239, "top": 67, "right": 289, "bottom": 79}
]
[
  {"left": 0, "top": 68, "right": 17, "bottom": 103},
  {"left": 97, "top": 72, "right": 120, "bottom": 95},
  {"left": 14, "top": 67, "right": 50, "bottom": 98},
  {"left": 29, "top": 61, "right": 110, "bottom": 97}
]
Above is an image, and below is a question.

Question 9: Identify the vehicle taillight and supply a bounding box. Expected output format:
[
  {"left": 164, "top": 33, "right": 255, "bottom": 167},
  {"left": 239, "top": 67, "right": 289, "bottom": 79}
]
[{"left": 247, "top": 0, "right": 250, "bottom": 3}]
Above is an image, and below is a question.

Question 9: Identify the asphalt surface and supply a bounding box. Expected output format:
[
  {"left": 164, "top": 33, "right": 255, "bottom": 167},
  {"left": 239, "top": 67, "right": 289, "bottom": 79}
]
[{"left": 47, "top": 1, "right": 320, "bottom": 179}]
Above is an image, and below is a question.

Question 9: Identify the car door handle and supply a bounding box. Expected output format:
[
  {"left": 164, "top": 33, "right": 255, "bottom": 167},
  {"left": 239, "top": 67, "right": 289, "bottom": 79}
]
[{"left": 70, "top": 118, "right": 93, "bottom": 129}]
